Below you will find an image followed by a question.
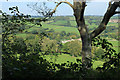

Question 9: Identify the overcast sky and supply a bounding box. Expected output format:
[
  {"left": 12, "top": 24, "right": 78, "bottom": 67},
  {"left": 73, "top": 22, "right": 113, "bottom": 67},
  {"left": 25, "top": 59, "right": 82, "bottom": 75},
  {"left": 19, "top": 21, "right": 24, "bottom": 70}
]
[{"left": 0, "top": 0, "right": 112, "bottom": 16}]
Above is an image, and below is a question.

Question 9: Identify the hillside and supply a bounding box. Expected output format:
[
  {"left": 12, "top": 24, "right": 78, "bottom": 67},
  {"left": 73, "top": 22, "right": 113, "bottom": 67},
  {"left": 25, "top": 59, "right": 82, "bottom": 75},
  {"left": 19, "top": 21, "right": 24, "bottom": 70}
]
[
  {"left": 41, "top": 16, "right": 118, "bottom": 39},
  {"left": 21, "top": 16, "right": 119, "bottom": 53}
]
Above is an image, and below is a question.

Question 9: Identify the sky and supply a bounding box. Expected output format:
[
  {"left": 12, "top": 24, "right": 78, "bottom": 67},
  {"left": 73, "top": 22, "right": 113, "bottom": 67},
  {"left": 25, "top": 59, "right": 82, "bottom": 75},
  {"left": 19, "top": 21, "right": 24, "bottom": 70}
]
[
  {"left": 0, "top": 0, "right": 113, "bottom": 16},
  {"left": 0, "top": 0, "right": 111, "bottom": 2}
]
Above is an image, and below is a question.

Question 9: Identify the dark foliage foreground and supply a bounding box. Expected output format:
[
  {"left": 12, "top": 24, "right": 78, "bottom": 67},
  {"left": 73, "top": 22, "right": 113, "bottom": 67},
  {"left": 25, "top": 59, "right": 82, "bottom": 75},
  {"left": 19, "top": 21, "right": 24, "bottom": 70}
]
[{"left": 2, "top": 45, "right": 120, "bottom": 80}]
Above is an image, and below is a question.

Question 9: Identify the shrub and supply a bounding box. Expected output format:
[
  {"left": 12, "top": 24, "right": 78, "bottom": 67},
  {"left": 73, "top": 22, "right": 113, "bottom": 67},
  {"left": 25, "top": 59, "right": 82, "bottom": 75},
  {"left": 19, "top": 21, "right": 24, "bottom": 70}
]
[
  {"left": 31, "top": 30, "right": 38, "bottom": 34},
  {"left": 63, "top": 40, "right": 82, "bottom": 57}
]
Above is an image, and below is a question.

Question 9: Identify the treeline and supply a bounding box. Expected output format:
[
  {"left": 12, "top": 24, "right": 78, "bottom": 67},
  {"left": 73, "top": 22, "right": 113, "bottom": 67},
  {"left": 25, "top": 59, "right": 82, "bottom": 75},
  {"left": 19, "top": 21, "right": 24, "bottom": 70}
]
[{"left": 25, "top": 27, "right": 79, "bottom": 41}]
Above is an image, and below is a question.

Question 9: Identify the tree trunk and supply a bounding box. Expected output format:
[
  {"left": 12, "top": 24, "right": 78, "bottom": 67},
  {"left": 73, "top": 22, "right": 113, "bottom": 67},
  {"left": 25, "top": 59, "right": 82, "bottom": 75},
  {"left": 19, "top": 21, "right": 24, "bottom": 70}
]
[
  {"left": 77, "top": 25, "right": 92, "bottom": 68},
  {"left": 73, "top": 2, "right": 92, "bottom": 68},
  {"left": 77, "top": 24, "right": 92, "bottom": 68},
  {"left": 81, "top": 35, "right": 92, "bottom": 67}
]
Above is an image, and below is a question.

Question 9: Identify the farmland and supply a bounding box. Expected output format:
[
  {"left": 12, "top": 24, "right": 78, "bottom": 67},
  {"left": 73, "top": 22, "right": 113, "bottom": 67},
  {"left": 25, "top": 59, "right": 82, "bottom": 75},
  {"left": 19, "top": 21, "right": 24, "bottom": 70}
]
[
  {"left": 20, "top": 16, "right": 119, "bottom": 53},
  {"left": 13, "top": 16, "right": 119, "bottom": 69}
]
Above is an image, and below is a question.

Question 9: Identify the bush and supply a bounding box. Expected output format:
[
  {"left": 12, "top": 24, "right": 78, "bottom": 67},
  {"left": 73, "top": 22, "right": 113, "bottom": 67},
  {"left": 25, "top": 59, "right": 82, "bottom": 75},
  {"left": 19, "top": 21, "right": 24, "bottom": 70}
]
[
  {"left": 26, "top": 35, "right": 35, "bottom": 40},
  {"left": 94, "top": 47, "right": 104, "bottom": 60},
  {"left": 31, "top": 30, "right": 38, "bottom": 34},
  {"left": 41, "top": 37, "right": 59, "bottom": 54},
  {"left": 63, "top": 40, "right": 82, "bottom": 57}
]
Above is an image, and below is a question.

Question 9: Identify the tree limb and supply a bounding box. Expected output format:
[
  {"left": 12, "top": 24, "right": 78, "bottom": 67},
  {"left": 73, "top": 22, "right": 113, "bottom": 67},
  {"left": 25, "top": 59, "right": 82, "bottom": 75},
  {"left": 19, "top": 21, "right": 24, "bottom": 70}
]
[
  {"left": 90, "top": 2, "right": 120, "bottom": 39},
  {"left": 49, "top": 1, "right": 74, "bottom": 16},
  {"left": 114, "top": 11, "right": 120, "bottom": 14},
  {"left": 80, "top": 2, "right": 86, "bottom": 21},
  {"left": 73, "top": 2, "right": 86, "bottom": 26}
]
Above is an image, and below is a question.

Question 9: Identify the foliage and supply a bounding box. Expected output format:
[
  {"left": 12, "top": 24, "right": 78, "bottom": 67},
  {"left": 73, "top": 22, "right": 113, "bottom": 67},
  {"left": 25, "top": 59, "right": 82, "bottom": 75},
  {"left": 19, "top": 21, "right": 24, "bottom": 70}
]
[
  {"left": 2, "top": 6, "right": 31, "bottom": 57},
  {"left": 92, "top": 36, "right": 120, "bottom": 79},
  {"left": 63, "top": 40, "right": 82, "bottom": 57},
  {"left": 2, "top": 6, "right": 28, "bottom": 42},
  {"left": 2, "top": 6, "right": 52, "bottom": 79},
  {"left": 94, "top": 47, "right": 105, "bottom": 60},
  {"left": 31, "top": 29, "right": 38, "bottom": 34},
  {"left": 41, "top": 37, "right": 59, "bottom": 54}
]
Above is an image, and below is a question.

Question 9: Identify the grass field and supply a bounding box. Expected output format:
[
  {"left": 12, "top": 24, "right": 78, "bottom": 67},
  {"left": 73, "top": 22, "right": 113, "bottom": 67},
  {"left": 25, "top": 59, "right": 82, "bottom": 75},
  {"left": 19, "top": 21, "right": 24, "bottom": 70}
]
[
  {"left": 43, "top": 54, "right": 82, "bottom": 64},
  {"left": 42, "top": 54, "right": 104, "bottom": 69},
  {"left": 50, "top": 20, "right": 68, "bottom": 26},
  {"left": 109, "top": 40, "right": 119, "bottom": 53},
  {"left": 42, "top": 23, "right": 80, "bottom": 34},
  {"left": 70, "top": 21, "right": 77, "bottom": 26},
  {"left": 108, "top": 22, "right": 118, "bottom": 27},
  {"left": 16, "top": 33, "right": 35, "bottom": 39}
]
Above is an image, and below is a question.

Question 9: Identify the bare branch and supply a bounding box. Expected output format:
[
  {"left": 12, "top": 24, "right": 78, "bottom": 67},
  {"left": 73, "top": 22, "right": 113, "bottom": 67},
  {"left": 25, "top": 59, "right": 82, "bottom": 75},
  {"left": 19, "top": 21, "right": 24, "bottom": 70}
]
[
  {"left": 49, "top": 1, "right": 74, "bottom": 16},
  {"left": 90, "top": 2, "right": 120, "bottom": 39}
]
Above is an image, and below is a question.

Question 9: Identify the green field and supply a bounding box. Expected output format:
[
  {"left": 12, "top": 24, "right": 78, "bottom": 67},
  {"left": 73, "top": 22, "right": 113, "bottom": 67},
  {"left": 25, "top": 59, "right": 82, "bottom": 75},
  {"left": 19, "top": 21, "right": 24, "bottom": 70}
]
[
  {"left": 50, "top": 20, "right": 68, "bottom": 26},
  {"left": 42, "top": 54, "right": 104, "bottom": 69},
  {"left": 16, "top": 33, "right": 35, "bottom": 39},
  {"left": 25, "top": 16, "right": 118, "bottom": 36},
  {"left": 109, "top": 40, "right": 119, "bottom": 53},
  {"left": 70, "top": 21, "right": 77, "bottom": 26},
  {"left": 42, "top": 23, "right": 80, "bottom": 34}
]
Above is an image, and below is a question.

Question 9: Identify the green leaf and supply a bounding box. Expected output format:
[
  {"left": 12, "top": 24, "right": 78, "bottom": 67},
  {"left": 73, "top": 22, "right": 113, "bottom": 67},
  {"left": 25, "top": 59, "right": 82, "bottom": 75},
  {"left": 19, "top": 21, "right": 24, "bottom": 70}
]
[{"left": 76, "top": 59, "right": 81, "bottom": 62}]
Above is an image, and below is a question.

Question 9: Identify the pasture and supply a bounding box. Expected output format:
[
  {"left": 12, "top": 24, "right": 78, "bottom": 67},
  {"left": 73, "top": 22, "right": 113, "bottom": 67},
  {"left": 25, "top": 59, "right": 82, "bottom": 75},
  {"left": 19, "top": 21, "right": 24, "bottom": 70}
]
[{"left": 42, "top": 54, "right": 104, "bottom": 69}]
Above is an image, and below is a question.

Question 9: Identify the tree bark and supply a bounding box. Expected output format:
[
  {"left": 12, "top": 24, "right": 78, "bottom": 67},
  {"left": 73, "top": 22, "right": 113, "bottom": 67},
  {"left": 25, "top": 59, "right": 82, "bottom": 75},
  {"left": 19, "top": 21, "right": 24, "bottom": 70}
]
[
  {"left": 73, "top": 2, "right": 92, "bottom": 67},
  {"left": 81, "top": 35, "right": 92, "bottom": 65}
]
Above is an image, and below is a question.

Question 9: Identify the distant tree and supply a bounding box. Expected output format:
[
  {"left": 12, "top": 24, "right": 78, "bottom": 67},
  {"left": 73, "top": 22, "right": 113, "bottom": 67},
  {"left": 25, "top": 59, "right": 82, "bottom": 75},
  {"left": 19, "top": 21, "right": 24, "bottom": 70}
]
[
  {"left": 67, "top": 21, "right": 72, "bottom": 27},
  {"left": 70, "top": 35, "right": 77, "bottom": 39},
  {"left": 63, "top": 40, "right": 82, "bottom": 57},
  {"left": 60, "top": 31, "right": 66, "bottom": 36},
  {"left": 41, "top": 37, "right": 59, "bottom": 54},
  {"left": 31, "top": 30, "right": 38, "bottom": 34},
  {"left": 49, "top": 29, "right": 55, "bottom": 32}
]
